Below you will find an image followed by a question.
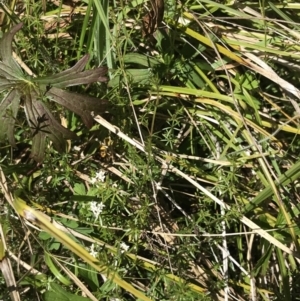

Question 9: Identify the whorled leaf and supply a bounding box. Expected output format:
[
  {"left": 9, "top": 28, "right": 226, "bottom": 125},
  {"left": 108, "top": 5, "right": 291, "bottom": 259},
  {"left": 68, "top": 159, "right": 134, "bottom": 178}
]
[
  {"left": 24, "top": 94, "right": 77, "bottom": 162},
  {"left": 0, "top": 23, "right": 109, "bottom": 162}
]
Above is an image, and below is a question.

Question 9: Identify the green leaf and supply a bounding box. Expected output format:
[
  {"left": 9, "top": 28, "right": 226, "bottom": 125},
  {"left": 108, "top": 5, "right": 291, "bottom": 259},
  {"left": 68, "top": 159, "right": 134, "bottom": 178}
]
[
  {"left": 44, "top": 255, "right": 72, "bottom": 286},
  {"left": 39, "top": 231, "right": 51, "bottom": 240},
  {"left": 78, "top": 263, "right": 99, "bottom": 290},
  {"left": 60, "top": 218, "right": 79, "bottom": 229},
  {"left": 31, "top": 132, "right": 47, "bottom": 162},
  {"left": 88, "top": 266, "right": 100, "bottom": 289},
  {"left": 122, "top": 53, "right": 160, "bottom": 67},
  {"left": 44, "top": 283, "right": 90, "bottom": 301},
  {"left": 74, "top": 183, "right": 86, "bottom": 195},
  {"left": 0, "top": 62, "right": 23, "bottom": 81},
  {"left": 49, "top": 241, "right": 61, "bottom": 251},
  {"left": 76, "top": 227, "right": 93, "bottom": 235},
  {"left": 108, "top": 69, "right": 153, "bottom": 87},
  {"left": 0, "top": 23, "right": 109, "bottom": 162},
  {"left": 24, "top": 94, "right": 77, "bottom": 162},
  {"left": 1, "top": 163, "right": 36, "bottom": 175},
  {"left": 33, "top": 99, "right": 77, "bottom": 149}
]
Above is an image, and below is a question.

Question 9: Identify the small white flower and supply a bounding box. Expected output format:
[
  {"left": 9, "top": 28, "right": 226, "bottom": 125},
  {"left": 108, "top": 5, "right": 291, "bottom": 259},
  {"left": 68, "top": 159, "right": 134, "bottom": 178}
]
[
  {"left": 73, "top": 146, "right": 81, "bottom": 151},
  {"left": 95, "top": 170, "right": 106, "bottom": 182},
  {"left": 156, "top": 182, "right": 162, "bottom": 190},
  {"left": 90, "top": 201, "right": 105, "bottom": 219},
  {"left": 90, "top": 177, "right": 97, "bottom": 184},
  {"left": 89, "top": 243, "right": 98, "bottom": 257},
  {"left": 244, "top": 150, "right": 251, "bottom": 156},
  {"left": 120, "top": 242, "right": 129, "bottom": 252}
]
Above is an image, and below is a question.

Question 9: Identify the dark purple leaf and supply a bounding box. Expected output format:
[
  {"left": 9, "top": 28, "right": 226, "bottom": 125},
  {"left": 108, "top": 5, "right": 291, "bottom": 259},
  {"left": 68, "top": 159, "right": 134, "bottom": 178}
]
[
  {"left": 33, "top": 56, "right": 107, "bottom": 88},
  {"left": 46, "top": 87, "right": 109, "bottom": 128},
  {"left": 0, "top": 23, "right": 109, "bottom": 162},
  {"left": 0, "top": 89, "right": 20, "bottom": 145},
  {"left": 24, "top": 94, "right": 77, "bottom": 161},
  {"left": 31, "top": 132, "right": 47, "bottom": 163}
]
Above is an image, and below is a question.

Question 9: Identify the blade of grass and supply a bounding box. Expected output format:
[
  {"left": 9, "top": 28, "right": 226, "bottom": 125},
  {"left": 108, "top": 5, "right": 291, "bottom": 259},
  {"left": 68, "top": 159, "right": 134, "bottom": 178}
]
[{"left": 13, "top": 197, "right": 154, "bottom": 301}]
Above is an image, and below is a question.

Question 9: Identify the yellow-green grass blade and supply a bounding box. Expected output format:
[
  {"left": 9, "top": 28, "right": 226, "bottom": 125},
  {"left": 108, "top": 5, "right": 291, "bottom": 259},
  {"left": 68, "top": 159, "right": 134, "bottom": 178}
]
[{"left": 14, "top": 197, "right": 153, "bottom": 301}]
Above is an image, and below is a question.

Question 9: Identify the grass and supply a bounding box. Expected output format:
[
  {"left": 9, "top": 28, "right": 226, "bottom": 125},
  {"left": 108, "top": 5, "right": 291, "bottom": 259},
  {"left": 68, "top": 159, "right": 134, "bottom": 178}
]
[{"left": 1, "top": 0, "right": 300, "bottom": 300}]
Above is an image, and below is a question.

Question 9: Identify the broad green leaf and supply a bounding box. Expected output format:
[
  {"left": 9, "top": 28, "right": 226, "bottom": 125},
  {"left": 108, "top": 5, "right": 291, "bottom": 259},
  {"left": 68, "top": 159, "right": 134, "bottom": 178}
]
[
  {"left": 108, "top": 69, "right": 153, "bottom": 87},
  {"left": 39, "top": 231, "right": 51, "bottom": 240},
  {"left": 122, "top": 53, "right": 160, "bottom": 67},
  {"left": 44, "top": 283, "right": 90, "bottom": 301},
  {"left": 74, "top": 183, "right": 86, "bottom": 195}
]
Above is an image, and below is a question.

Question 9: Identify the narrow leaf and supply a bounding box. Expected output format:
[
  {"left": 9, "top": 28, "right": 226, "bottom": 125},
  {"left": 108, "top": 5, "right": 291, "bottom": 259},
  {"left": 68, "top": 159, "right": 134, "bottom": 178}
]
[
  {"left": 31, "top": 132, "right": 47, "bottom": 162},
  {"left": 0, "top": 23, "right": 24, "bottom": 77},
  {"left": 0, "top": 62, "right": 23, "bottom": 80},
  {"left": 108, "top": 68, "right": 152, "bottom": 87},
  {"left": 44, "top": 67, "right": 108, "bottom": 89},
  {"left": 0, "top": 89, "right": 20, "bottom": 145},
  {"left": 23, "top": 95, "right": 47, "bottom": 162},
  {"left": 33, "top": 55, "right": 107, "bottom": 88},
  {"left": 36, "top": 102, "right": 76, "bottom": 160},
  {"left": 46, "top": 87, "right": 108, "bottom": 128},
  {"left": 24, "top": 93, "right": 78, "bottom": 161}
]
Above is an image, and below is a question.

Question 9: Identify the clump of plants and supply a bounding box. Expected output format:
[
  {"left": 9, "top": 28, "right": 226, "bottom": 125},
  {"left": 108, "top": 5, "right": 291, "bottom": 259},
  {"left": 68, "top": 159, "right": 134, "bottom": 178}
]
[{"left": 0, "top": 23, "right": 108, "bottom": 162}]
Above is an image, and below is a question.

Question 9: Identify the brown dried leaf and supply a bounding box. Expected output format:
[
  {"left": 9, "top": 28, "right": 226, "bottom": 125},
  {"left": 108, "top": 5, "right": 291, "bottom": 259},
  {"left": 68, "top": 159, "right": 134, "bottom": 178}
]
[{"left": 142, "top": 0, "right": 165, "bottom": 37}]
